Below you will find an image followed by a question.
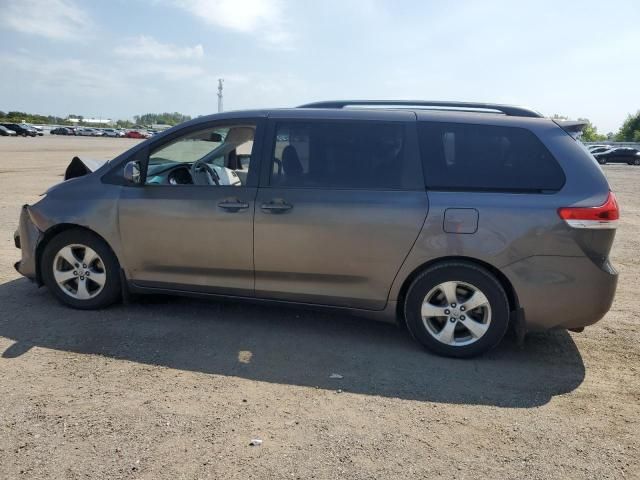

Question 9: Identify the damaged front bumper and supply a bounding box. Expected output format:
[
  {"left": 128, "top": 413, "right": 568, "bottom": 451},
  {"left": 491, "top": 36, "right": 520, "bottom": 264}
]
[{"left": 14, "top": 205, "right": 43, "bottom": 283}]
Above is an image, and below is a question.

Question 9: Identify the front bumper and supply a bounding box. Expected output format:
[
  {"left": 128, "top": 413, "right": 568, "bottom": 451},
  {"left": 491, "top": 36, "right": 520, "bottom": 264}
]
[
  {"left": 503, "top": 255, "right": 618, "bottom": 331},
  {"left": 14, "top": 205, "right": 43, "bottom": 282}
]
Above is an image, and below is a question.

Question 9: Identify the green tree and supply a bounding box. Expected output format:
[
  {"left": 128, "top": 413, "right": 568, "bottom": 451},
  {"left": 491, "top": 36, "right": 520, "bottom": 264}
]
[
  {"left": 133, "top": 112, "right": 191, "bottom": 126},
  {"left": 116, "top": 119, "right": 134, "bottom": 128},
  {"left": 552, "top": 115, "right": 606, "bottom": 142},
  {"left": 616, "top": 111, "right": 640, "bottom": 141},
  {"left": 577, "top": 118, "right": 606, "bottom": 142},
  {"left": 0, "top": 110, "right": 66, "bottom": 124}
]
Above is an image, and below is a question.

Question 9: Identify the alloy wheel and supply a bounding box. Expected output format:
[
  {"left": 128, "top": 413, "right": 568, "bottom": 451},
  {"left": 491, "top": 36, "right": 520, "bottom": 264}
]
[
  {"left": 52, "top": 244, "right": 107, "bottom": 300},
  {"left": 421, "top": 281, "right": 492, "bottom": 347}
]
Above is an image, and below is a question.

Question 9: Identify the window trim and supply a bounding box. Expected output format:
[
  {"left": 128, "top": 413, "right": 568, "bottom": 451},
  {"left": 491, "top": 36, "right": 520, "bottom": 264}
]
[
  {"left": 417, "top": 121, "right": 566, "bottom": 194},
  {"left": 259, "top": 118, "right": 424, "bottom": 191}
]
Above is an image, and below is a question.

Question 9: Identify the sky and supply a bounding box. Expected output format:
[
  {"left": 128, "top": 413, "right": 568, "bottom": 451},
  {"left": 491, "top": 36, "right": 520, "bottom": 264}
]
[{"left": 0, "top": 0, "right": 638, "bottom": 132}]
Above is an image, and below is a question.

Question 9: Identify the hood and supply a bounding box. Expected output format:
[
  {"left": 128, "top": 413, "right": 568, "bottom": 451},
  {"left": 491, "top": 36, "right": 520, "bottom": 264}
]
[{"left": 64, "top": 156, "right": 110, "bottom": 180}]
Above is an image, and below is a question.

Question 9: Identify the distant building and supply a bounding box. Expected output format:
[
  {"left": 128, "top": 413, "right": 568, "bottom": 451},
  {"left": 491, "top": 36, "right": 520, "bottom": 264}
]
[
  {"left": 68, "top": 118, "right": 114, "bottom": 125},
  {"left": 151, "top": 124, "right": 173, "bottom": 131}
]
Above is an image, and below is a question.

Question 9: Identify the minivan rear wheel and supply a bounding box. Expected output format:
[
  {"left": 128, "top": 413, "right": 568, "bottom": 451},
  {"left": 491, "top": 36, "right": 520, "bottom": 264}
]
[
  {"left": 404, "top": 262, "right": 509, "bottom": 358},
  {"left": 41, "top": 229, "right": 121, "bottom": 309}
]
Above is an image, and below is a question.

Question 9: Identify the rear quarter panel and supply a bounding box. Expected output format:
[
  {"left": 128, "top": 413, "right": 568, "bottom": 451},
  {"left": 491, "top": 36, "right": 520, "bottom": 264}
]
[{"left": 388, "top": 115, "right": 614, "bottom": 329}]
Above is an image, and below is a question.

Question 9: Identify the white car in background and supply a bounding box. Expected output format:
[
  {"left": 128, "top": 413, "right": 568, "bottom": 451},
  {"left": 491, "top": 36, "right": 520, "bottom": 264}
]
[
  {"left": 77, "top": 128, "right": 98, "bottom": 136},
  {"left": 102, "top": 129, "right": 120, "bottom": 137}
]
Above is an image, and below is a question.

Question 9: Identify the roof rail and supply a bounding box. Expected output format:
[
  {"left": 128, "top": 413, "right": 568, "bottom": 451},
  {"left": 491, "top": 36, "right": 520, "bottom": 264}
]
[{"left": 297, "top": 100, "right": 543, "bottom": 118}]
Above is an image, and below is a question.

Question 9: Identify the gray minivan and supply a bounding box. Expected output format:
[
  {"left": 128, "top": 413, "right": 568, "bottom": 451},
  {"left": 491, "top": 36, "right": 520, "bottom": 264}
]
[{"left": 14, "top": 101, "right": 619, "bottom": 357}]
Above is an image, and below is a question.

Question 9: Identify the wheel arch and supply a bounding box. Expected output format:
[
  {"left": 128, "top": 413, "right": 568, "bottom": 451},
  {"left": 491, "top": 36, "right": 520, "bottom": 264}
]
[
  {"left": 395, "top": 256, "right": 520, "bottom": 327},
  {"left": 35, "top": 223, "right": 121, "bottom": 285}
]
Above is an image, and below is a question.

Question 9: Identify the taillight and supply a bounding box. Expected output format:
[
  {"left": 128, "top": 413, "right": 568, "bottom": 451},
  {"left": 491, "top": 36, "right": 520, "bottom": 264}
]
[{"left": 558, "top": 192, "right": 619, "bottom": 229}]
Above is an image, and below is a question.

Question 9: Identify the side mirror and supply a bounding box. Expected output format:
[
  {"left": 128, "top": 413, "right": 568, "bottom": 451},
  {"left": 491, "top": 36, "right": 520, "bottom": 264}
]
[{"left": 124, "top": 161, "right": 142, "bottom": 184}]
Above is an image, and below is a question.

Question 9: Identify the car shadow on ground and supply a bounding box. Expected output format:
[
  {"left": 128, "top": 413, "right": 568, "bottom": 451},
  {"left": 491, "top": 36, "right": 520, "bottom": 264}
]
[{"left": 0, "top": 278, "right": 585, "bottom": 408}]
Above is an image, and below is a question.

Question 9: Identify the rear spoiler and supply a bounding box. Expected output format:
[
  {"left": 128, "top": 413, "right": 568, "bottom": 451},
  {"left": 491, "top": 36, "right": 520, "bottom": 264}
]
[{"left": 553, "top": 120, "right": 589, "bottom": 139}]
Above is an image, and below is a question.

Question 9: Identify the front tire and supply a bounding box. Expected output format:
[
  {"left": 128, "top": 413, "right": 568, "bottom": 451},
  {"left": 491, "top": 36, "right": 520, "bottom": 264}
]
[
  {"left": 41, "top": 229, "right": 121, "bottom": 309},
  {"left": 404, "top": 262, "right": 510, "bottom": 358}
]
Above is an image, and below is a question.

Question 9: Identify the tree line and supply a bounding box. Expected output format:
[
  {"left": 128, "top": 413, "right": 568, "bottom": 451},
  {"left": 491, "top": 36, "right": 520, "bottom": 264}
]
[
  {"left": 1, "top": 109, "right": 639, "bottom": 141},
  {"left": 553, "top": 111, "right": 640, "bottom": 142},
  {"left": 0, "top": 111, "right": 192, "bottom": 128}
]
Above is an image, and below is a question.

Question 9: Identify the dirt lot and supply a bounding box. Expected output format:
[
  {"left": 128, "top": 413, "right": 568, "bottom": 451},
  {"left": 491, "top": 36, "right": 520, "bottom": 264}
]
[{"left": 0, "top": 136, "right": 638, "bottom": 479}]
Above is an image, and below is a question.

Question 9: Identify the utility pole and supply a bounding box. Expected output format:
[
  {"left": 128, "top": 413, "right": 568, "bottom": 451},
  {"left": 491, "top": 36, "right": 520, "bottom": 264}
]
[{"left": 217, "top": 78, "right": 224, "bottom": 112}]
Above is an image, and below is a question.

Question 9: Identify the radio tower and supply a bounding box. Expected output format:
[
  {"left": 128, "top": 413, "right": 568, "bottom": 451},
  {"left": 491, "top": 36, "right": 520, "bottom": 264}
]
[{"left": 217, "top": 78, "right": 224, "bottom": 112}]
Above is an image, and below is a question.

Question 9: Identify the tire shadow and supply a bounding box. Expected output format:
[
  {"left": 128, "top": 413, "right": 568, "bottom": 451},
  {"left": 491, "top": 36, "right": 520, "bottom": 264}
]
[{"left": 0, "top": 278, "right": 585, "bottom": 407}]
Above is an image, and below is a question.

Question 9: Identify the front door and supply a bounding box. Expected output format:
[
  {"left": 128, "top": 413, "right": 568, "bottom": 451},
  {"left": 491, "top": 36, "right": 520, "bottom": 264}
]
[
  {"left": 254, "top": 115, "right": 428, "bottom": 310},
  {"left": 118, "top": 119, "right": 263, "bottom": 296}
]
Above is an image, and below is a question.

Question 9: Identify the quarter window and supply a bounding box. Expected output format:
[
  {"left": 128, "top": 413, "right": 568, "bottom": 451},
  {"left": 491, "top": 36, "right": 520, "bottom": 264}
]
[{"left": 417, "top": 122, "right": 565, "bottom": 192}]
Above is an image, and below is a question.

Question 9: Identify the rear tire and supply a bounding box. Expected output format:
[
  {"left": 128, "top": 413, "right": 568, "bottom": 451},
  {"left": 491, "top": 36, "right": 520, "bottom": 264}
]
[
  {"left": 404, "top": 262, "right": 510, "bottom": 358},
  {"left": 632, "top": 158, "right": 640, "bottom": 166},
  {"left": 41, "top": 229, "right": 121, "bottom": 309}
]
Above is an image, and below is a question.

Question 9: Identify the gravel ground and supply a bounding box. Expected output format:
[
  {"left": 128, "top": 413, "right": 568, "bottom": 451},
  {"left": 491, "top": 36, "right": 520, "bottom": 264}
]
[{"left": 0, "top": 136, "right": 638, "bottom": 479}]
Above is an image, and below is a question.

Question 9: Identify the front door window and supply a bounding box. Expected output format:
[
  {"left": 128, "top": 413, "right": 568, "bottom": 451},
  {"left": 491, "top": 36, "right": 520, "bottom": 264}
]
[{"left": 145, "top": 124, "right": 256, "bottom": 186}]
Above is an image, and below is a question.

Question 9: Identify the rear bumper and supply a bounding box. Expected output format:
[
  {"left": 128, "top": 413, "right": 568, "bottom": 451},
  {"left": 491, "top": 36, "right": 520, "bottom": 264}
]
[
  {"left": 503, "top": 255, "right": 617, "bottom": 331},
  {"left": 14, "top": 205, "right": 42, "bottom": 282}
]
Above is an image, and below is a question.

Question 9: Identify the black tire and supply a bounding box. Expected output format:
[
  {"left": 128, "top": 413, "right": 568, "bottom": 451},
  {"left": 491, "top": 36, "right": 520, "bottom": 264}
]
[
  {"left": 632, "top": 158, "right": 640, "bottom": 166},
  {"left": 41, "top": 229, "right": 121, "bottom": 309},
  {"left": 404, "top": 261, "right": 510, "bottom": 358},
  {"left": 597, "top": 158, "right": 606, "bottom": 165}
]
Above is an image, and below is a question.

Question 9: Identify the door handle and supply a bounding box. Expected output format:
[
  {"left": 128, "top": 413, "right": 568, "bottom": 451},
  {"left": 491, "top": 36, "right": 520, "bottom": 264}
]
[
  {"left": 218, "top": 199, "right": 249, "bottom": 211},
  {"left": 260, "top": 200, "right": 293, "bottom": 213}
]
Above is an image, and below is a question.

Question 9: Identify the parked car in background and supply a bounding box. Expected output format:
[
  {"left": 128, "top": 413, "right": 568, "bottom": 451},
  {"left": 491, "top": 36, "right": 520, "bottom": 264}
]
[
  {"left": 593, "top": 147, "right": 640, "bottom": 165},
  {"left": 13, "top": 100, "right": 619, "bottom": 358},
  {"left": 0, "top": 125, "right": 17, "bottom": 136},
  {"left": 125, "top": 130, "right": 149, "bottom": 139},
  {"left": 102, "top": 129, "right": 121, "bottom": 137},
  {"left": 588, "top": 146, "right": 613, "bottom": 155},
  {"left": 1, "top": 123, "right": 37, "bottom": 137},
  {"left": 588, "top": 144, "right": 611, "bottom": 151},
  {"left": 51, "top": 127, "right": 74, "bottom": 135},
  {"left": 19, "top": 124, "right": 43, "bottom": 136},
  {"left": 77, "top": 128, "right": 102, "bottom": 136}
]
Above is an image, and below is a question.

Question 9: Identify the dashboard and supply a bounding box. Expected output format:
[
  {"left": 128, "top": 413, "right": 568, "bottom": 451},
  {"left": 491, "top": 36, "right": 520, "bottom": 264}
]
[
  {"left": 145, "top": 162, "right": 243, "bottom": 186},
  {"left": 146, "top": 164, "right": 194, "bottom": 185}
]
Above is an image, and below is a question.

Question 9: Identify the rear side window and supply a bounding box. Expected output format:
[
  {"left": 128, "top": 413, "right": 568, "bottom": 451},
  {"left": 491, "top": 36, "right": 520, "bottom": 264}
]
[
  {"left": 417, "top": 122, "right": 565, "bottom": 192},
  {"left": 270, "top": 121, "right": 421, "bottom": 190}
]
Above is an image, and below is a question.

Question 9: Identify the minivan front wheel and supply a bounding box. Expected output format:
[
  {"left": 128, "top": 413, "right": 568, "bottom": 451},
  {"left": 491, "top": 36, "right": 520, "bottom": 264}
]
[
  {"left": 404, "top": 262, "right": 509, "bottom": 358},
  {"left": 41, "top": 229, "right": 121, "bottom": 309}
]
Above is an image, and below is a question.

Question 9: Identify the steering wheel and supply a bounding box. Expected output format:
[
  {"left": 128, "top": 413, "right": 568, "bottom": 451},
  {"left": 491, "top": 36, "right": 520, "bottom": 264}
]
[{"left": 191, "top": 160, "right": 220, "bottom": 186}]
